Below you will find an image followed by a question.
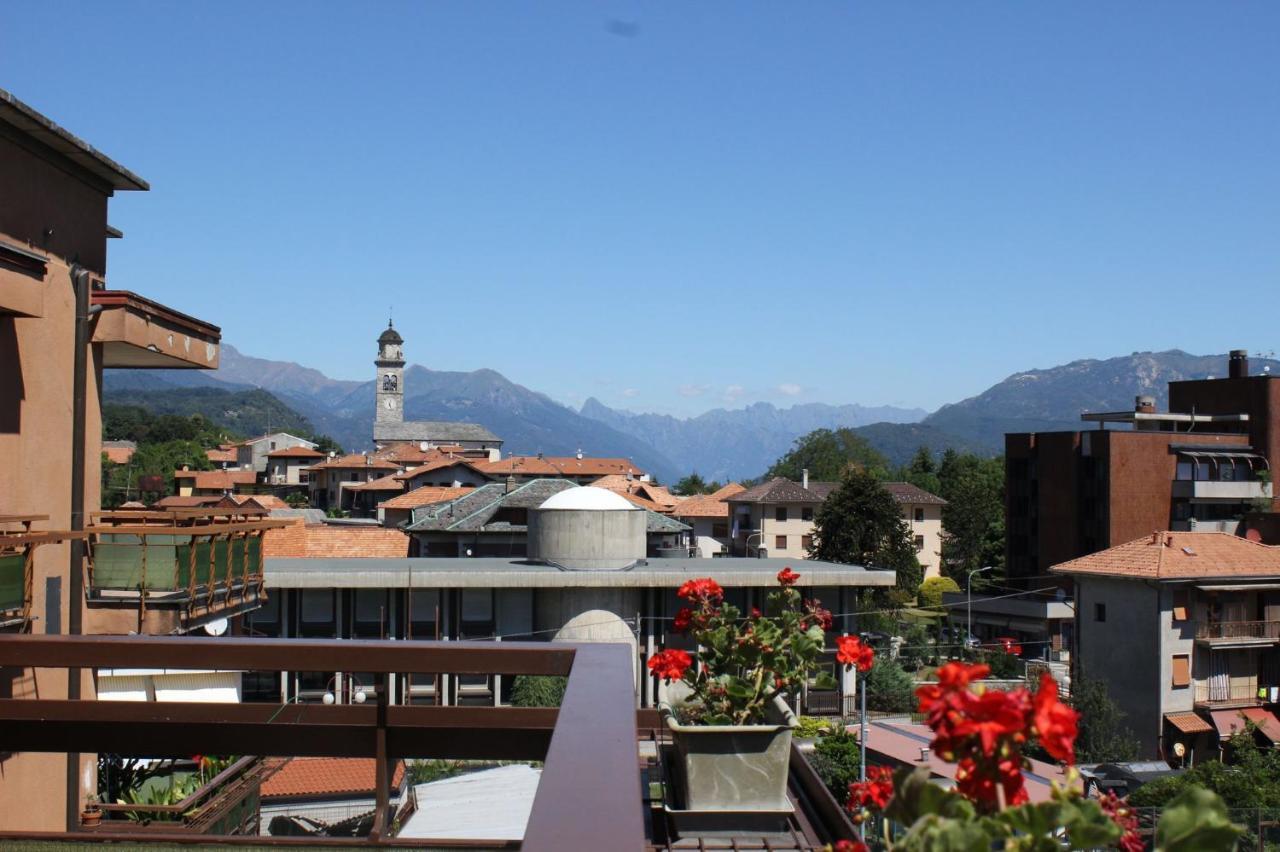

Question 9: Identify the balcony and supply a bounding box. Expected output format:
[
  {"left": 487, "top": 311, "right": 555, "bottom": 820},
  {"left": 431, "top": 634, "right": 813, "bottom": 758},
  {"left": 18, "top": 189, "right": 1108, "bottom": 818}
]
[
  {"left": 94, "top": 756, "right": 267, "bottom": 835},
  {"left": 87, "top": 510, "right": 290, "bottom": 629},
  {"left": 1194, "top": 620, "right": 1280, "bottom": 645},
  {"left": 0, "top": 525, "right": 82, "bottom": 629},
  {"left": 1195, "top": 680, "right": 1264, "bottom": 708},
  {"left": 1171, "top": 479, "right": 1273, "bottom": 502},
  {"left": 0, "top": 634, "right": 861, "bottom": 849},
  {"left": 89, "top": 290, "right": 221, "bottom": 370},
  {"left": 1172, "top": 519, "right": 1242, "bottom": 534}
]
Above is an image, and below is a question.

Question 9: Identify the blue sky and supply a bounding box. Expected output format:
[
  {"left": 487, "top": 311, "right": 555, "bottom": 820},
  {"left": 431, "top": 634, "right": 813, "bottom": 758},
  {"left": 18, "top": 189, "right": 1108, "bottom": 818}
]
[{"left": 5, "top": 2, "right": 1278, "bottom": 416}]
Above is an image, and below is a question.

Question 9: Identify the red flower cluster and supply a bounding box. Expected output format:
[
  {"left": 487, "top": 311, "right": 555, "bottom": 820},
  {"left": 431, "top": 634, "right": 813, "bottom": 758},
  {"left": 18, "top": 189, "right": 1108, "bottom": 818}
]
[
  {"left": 801, "top": 598, "right": 833, "bottom": 631},
  {"left": 1098, "top": 790, "right": 1143, "bottom": 852},
  {"left": 647, "top": 649, "right": 692, "bottom": 682},
  {"left": 914, "top": 663, "right": 1078, "bottom": 810},
  {"left": 673, "top": 607, "right": 693, "bottom": 633},
  {"left": 847, "top": 765, "right": 894, "bottom": 812},
  {"left": 831, "top": 840, "right": 869, "bottom": 852},
  {"left": 677, "top": 577, "right": 724, "bottom": 604},
  {"left": 835, "top": 635, "right": 874, "bottom": 673},
  {"left": 777, "top": 566, "right": 800, "bottom": 586}
]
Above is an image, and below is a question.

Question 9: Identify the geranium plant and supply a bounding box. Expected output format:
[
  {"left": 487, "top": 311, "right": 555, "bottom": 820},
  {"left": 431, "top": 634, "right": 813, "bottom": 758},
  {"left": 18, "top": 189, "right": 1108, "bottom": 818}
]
[
  {"left": 842, "top": 661, "right": 1241, "bottom": 851},
  {"left": 648, "top": 568, "right": 874, "bottom": 725}
]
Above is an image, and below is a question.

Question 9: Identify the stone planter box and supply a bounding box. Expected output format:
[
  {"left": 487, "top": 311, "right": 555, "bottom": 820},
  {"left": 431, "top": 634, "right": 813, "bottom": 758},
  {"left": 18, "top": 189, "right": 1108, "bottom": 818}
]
[{"left": 660, "top": 693, "right": 797, "bottom": 812}]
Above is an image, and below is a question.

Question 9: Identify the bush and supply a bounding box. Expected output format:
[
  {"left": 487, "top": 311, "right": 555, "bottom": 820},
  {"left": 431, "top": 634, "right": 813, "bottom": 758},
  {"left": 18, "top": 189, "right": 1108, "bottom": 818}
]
[
  {"left": 897, "top": 622, "right": 937, "bottom": 672},
  {"left": 810, "top": 729, "right": 862, "bottom": 805},
  {"left": 510, "top": 675, "right": 567, "bottom": 708},
  {"left": 918, "top": 576, "right": 960, "bottom": 609},
  {"left": 981, "top": 650, "right": 1019, "bottom": 680},
  {"left": 795, "top": 715, "right": 836, "bottom": 739},
  {"left": 863, "top": 657, "right": 917, "bottom": 713}
]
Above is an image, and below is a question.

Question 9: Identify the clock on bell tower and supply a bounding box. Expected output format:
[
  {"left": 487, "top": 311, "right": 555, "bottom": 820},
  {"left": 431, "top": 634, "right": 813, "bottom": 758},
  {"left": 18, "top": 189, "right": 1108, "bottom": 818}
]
[{"left": 374, "top": 320, "right": 405, "bottom": 427}]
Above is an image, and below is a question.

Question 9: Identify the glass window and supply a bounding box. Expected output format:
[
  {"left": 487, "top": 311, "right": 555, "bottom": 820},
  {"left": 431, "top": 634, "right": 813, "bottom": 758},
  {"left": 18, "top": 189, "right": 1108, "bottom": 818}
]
[
  {"left": 775, "top": 507, "right": 787, "bottom": 522},
  {"left": 406, "top": 590, "right": 440, "bottom": 639},
  {"left": 914, "top": 535, "right": 925, "bottom": 551},
  {"left": 914, "top": 508, "right": 925, "bottom": 522},
  {"left": 775, "top": 535, "right": 787, "bottom": 550},
  {"left": 1095, "top": 603, "right": 1106, "bottom": 623},
  {"left": 460, "top": 590, "right": 495, "bottom": 638},
  {"left": 299, "top": 590, "right": 335, "bottom": 638},
  {"left": 353, "top": 590, "right": 387, "bottom": 639},
  {"left": 802, "top": 507, "right": 813, "bottom": 522}
]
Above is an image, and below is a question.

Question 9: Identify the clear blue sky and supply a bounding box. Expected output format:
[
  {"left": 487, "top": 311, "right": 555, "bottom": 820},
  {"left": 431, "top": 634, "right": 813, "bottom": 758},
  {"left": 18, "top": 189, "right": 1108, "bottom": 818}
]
[{"left": 5, "top": 2, "right": 1278, "bottom": 416}]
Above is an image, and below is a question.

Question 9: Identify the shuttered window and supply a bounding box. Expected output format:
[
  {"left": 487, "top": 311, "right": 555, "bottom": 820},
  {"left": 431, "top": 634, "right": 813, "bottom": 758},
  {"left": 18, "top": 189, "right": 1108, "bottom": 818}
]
[
  {"left": 1172, "top": 590, "right": 1189, "bottom": 622},
  {"left": 1172, "top": 654, "right": 1191, "bottom": 688}
]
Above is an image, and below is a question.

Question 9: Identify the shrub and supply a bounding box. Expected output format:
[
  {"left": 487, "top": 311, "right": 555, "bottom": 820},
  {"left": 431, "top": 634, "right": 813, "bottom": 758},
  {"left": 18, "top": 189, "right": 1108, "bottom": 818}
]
[
  {"left": 981, "top": 650, "right": 1019, "bottom": 680},
  {"left": 795, "top": 715, "right": 836, "bottom": 739},
  {"left": 509, "top": 675, "right": 567, "bottom": 708},
  {"left": 811, "top": 729, "right": 862, "bottom": 805},
  {"left": 897, "top": 622, "right": 937, "bottom": 672},
  {"left": 918, "top": 576, "right": 960, "bottom": 610},
  {"left": 863, "top": 657, "right": 917, "bottom": 713}
]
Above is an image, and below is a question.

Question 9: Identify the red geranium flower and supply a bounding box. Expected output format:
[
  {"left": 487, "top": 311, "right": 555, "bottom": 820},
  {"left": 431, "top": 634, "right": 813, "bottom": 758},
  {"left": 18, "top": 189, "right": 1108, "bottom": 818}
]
[
  {"left": 847, "top": 765, "right": 894, "bottom": 811},
  {"left": 1031, "top": 673, "right": 1078, "bottom": 764},
  {"left": 751, "top": 606, "right": 761, "bottom": 618},
  {"left": 835, "top": 635, "right": 874, "bottom": 672},
  {"left": 833, "top": 841, "right": 869, "bottom": 852},
  {"left": 777, "top": 566, "right": 800, "bottom": 586},
  {"left": 673, "top": 607, "right": 693, "bottom": 633},
  {"left": 647, "top": 649, "right": 692, "bottom": 682},
  {"left": 1099, "top": 790, "right": 1143, "bottom": 852},
  {"left": 677, "top": 577, "right": 724, "bottom": 603}
]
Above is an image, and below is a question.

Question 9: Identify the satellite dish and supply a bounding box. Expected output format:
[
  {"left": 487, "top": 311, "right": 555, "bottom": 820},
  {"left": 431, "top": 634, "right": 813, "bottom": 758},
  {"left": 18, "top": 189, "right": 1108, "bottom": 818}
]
[
  {"left": 1173, "top": 742, "right": 1187, "bottom": 758},
  {"left": 204, "top": 618, "right": 229, "bottom": 637}
]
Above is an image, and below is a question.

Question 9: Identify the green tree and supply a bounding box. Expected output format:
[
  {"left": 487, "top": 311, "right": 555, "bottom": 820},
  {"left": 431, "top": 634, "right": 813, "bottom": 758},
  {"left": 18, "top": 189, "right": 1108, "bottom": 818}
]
[
  {"left": 918, "top": 576, "right": 961, "bottom": 610},
  {"left": 810, "top": 729, "right": 862, "bottom": 805},
  {"left": 897, "top": 446, "right": 943, "bottom": 496},
  {"left": 1070, "top": 670, "right": 1139, "bottom": 764},
  {"left": 510, "top": 675, "right": 567, "bottom": 708},
  {"left": 810, "top": 467, "right": 923, "bottom": 602},
  {"left": 937, "top": 451, "right": 1005, "bottom": 583},
  {"left": 673, "top": 473, "right": 712, "bottom": 496},
  {"left": 863, "top": 657, "right": 917, "bottom": 713},
  {"left": 310, "top": 434, "right": 344, "bottom": 456},
  {"left": 102, "top": 439, "right": 214, "bottom": 508},
  {"left": 766, "top": 428, "right": 890, "bottom": 482}
]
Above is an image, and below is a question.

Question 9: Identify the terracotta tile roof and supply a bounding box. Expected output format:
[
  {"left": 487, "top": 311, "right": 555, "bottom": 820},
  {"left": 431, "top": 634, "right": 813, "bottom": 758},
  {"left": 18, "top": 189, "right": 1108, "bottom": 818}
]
[
  {"left": 395, "top": 453, "right": 489, "bottom": 481},
  {"left": 205, "top": 448, "right": 238, "bottom": 463},
  {"left": 673, "top": 484, "right": 746, "bottom": 518},
  {"left": 1052, "top": 532, "right": 1280, "bottom": 580},
  {"left": 261, "top": 757, "right": 405, "bottom": 800},
  {"left": 346, "top": 473, "right": 407, "bottom": 492},
  {"left": 1165, "top": 712, "right": 1214, "bottom": 735},
  {"left": 103, "top": 446, "right": 135, "bottom": 464},
  {"left": 590, "top": 475, "right": 683, "bottom": 512},
  {"left": 172, "top": 470, "right": 257, "bottom": 491},
  {"left": 883, "top": 482, "right": 947, "bottom": 505},
  {"left": 264, "top": 520, "right": 410, "bottom": 558},
  {"left": 307, "top": 454, "right": 399, "bottom": 472},
  {"left": 476, "top": 456, "right": 646, "bottom": 478},
  {"left": 729, "top": 478, "right": 828, "bottom": 504},
  {"left": 266, "top": 446, "right": 324, "bottom": 459},
  {"left": 217, "top": 494, "right": 291, "bottom": 510},
  {"left": 378, "top": 486, "right": 476, "bottom": 511}
]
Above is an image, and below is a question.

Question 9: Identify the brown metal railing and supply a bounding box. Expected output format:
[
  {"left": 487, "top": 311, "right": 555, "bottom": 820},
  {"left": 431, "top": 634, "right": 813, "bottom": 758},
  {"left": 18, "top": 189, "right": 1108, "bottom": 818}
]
[
  {"left": 0, "top": 634, "right": 642, "bottom": 849},
  {"left": 1194, "top": 620, "right": 1280, "bottom": 641},
  {"left": 96, "top": 756, "right": 265, "bottom": 832}
]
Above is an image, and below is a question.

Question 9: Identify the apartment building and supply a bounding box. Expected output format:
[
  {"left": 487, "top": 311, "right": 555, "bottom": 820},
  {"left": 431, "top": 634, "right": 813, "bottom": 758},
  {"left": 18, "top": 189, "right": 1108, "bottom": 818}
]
[
  {"left": 307, "top": 454, "right": 400, "bottom": 511},
  {"left": 1054, "top": 531, "right": 1280, "bottom": 762},
  {"left": 672, "top": 483, "right": 747, "bottom": 557},
  {"left": 264, "top": 444, "right": 324, "bottom": 484},
  {"left": 725, "top": 474, "right": 947, "bottom": 576},
  {"left": 1006, "top": 351, "right": 1276, "bottom": 587},
  {"left": 0, "top": 87, "right": 247, "bottom": 829},
  {"left": 236, "top": 432, "right": 317, "bottom": 475}
]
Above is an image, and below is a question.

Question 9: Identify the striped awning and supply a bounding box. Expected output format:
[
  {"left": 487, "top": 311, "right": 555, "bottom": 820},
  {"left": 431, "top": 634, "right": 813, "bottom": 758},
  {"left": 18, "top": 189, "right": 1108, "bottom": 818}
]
[{"left": 1165, "top": 712, "right": 1213, "bottom": 735}]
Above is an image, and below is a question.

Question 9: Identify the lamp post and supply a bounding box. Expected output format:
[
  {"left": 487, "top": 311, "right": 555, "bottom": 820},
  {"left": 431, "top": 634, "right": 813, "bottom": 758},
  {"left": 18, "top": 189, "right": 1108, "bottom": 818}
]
[{"left": 967, "top": 566, "right": 993, "bottom": 652}]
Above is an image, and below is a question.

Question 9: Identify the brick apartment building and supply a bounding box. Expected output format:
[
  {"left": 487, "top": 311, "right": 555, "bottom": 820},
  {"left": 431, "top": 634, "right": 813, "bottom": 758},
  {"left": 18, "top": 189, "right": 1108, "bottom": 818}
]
[{"left": 1006, "top": 351, "right": 1276, "bottom": 586}]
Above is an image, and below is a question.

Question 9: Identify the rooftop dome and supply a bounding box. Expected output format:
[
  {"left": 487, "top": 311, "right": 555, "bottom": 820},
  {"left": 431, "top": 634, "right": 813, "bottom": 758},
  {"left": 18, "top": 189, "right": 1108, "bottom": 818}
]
[
  {"left": 539, "top": 486, "right": 637, "bottom": 512},
  {"left": 378, "top": 321, "right": 403, "bottom": 346}
]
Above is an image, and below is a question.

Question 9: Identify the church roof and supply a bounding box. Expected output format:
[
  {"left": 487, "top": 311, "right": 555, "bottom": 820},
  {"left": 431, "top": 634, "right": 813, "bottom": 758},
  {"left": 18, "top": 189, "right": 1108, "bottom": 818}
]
[
  {"left": 373, "top": 420, "right": 501, "bottom": 444},
  {"left": 378, "top": 322, "right": 403, "bottom": 346}
]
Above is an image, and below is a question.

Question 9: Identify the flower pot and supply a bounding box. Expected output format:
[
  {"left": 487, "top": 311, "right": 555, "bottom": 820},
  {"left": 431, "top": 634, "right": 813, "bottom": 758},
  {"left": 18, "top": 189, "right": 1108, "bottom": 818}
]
[
  {"left": 660, "top": 693, "right": 797, "bottom": 812},
  {"left": 80, "top": 808, "right": 101, "bottom": 828}
]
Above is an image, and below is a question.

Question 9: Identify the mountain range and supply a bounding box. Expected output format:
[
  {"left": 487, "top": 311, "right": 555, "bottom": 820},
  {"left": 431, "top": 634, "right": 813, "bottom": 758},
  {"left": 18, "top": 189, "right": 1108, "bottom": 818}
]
[{"left": 104, "top": 347, "right": 1279, "bottom": 485}]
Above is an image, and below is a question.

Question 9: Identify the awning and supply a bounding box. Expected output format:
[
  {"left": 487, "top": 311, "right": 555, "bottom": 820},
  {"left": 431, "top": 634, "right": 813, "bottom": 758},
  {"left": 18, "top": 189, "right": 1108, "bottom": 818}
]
[
  {"left": 1176, "top": 450, "right": 1269, "bottom": 474},
  {"left": 1165, "top": 712, "right": 1213, "bottom": 735},
  {"left": 1210, "top": 708, "right": 1280, "bottom": 742}
]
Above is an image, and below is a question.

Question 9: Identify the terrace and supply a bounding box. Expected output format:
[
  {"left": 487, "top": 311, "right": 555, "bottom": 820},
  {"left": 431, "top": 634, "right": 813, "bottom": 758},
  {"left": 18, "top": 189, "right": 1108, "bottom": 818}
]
[{"left": 0, "top": 634, "right": 859, "bottom": 849}]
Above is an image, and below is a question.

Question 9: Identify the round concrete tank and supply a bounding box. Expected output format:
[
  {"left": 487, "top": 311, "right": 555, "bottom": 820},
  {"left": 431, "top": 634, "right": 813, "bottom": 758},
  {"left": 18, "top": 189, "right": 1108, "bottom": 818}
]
[
  {"left": 528, "top": 486, "right": 646, "bottom": 570},
  {"left": 538, "top": 589, "right": 642, "bottom": 681}
]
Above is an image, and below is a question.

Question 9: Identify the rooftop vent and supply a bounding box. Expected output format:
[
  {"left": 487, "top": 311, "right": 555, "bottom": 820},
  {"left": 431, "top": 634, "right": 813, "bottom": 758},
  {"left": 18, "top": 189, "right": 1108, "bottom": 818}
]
[{"left": 1230, "top": 350, "right": 1250, "bottom": 379}]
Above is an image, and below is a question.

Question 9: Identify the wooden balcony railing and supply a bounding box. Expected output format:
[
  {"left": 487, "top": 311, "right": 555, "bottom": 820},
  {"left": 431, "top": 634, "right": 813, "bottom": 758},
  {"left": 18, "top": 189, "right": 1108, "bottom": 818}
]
[
  {"left": 1194, "top": 620, "right": 1280, "bottom": 641},
  {"left": 0, "top": 531, "right": 85, "bottom": 629},
  {"left": 0, "top": 634, "right": 642, "bottom": 849}
]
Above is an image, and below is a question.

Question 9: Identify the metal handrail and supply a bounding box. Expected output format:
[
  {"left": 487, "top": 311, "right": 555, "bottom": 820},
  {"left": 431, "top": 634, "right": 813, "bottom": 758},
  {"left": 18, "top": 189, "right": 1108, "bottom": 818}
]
[{"left": 1195, "top": 620, "right": 1280, "bottom": 640}]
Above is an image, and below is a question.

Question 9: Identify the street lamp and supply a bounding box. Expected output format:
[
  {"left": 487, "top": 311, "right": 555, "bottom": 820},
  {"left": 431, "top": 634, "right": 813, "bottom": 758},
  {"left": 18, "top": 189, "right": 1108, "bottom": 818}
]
[{"left": 967, "top": 567, "right": 993, "bottom": 652}]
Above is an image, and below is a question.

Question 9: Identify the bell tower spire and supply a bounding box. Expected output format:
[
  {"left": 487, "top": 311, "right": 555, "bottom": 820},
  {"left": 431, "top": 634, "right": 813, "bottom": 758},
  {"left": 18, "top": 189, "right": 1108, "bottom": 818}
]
[{"left": 375, "top": 320, "right": 405, "bottom": 427}]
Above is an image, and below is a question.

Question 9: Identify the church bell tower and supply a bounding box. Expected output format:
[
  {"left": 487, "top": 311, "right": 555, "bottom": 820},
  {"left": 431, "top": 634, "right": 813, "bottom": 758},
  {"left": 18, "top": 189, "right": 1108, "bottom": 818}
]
[{"left": 375, "top": 320, "right": 405, "bottom": 426}]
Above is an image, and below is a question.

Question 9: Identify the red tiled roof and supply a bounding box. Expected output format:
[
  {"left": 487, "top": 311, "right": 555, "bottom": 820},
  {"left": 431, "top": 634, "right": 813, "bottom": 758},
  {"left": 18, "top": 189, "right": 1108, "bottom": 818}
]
[
  {"left": 476, "top": 456, "right": 645, "bottom": 478},
  {"left": 205, "top": 448, "right": 238, "bottom": 463},
  {"left": 217, "top": 494, "right": 290, "bottom": 510},
  {"left": 261, "top": 757, "right": 405, "bottom": 800},
  {"left": 266, "top": 446, "right": 324, "bottom": 459},
  {"left": 673, "top": 483, "right": 746, "bottom": 518},
  {"left": 1165, "top": 712, "right": 1214, "bottom": 735},
  {"left": 153, "top": 495, "right": 223, "bottom": 509},
  {"left": 378, "top": 486, "right": 475, "bottom": 511},
  {"left": 347, "top": 473, "right": 406, "bottom": 492},
  {"left": 1051, "top": 532, "right": 1280, "bottom": 580},
  {"left": 103, "top": 446, "right": 135, "bottom": 464},
  {"left": 173, "top": 470, "right": 257, "bottom": 490},
  {"left": 307, "top": 454, "right": 399, "bottom": 472},
  {"left": 590, "top": 475, "right": 683, "bottom": 512},
  {"left": 395, "top": 453, "right": 488, "bottom": 481},
  {"left": 264, "top": 520, "right": 410, "bottom": 558},
  {"left": 883, "top": 482, "right": 947, "bottom": 505}
]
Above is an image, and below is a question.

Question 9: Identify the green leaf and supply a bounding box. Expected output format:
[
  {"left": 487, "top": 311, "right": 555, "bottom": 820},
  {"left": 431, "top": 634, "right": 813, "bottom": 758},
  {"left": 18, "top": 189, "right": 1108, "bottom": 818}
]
[
  {"left": 883, "top": 767, "right": 975, "bottom": 826},
  {"left": 813, "top": 672, "right": 838, "bottom": 691},
  {"left": 1154, "top": 786, "right": 1242, "bottom": 852},
  {"left": 893, "top": 813, "right": 997, "bottom": 852}
]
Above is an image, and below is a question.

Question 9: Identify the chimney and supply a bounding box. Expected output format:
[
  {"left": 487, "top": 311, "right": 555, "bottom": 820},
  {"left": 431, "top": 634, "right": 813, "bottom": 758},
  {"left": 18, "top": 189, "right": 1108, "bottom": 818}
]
[
  {"left": 1135, "top": 395, "right": 1156, "bottom": 414},
  {"left": 505, "top": 475, "right": 517, "bottom": 494},
  {"left": 576, "top": 448, "right": 584, "bottom": 460},
  {"left": 802, "top": 468, "right": 809, "bottom": 490},
  {"left": 1230, "top": 349, "right": 1250, "bottom": 379}
]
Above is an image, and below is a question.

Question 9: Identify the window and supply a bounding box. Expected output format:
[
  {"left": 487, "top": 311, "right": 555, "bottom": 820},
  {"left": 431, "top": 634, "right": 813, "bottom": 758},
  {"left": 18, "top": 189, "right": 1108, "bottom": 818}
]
[
  {"left": 1095, "top": 603, "right": 1106, "bottom": 622},
  {"left": 712, "top": 523, "right": 728, "bottom": 538},
  {"left": 802, "top": 507, "right": 814, "bottom": 522},
  {"left": 801, "top": 534, "right": 813, "bottom": 551},
  {"left": 914, "top": 535, "right": 925, "bottom": 551},
  {"left": 460, "top": 590, "right": 495, "bottom": 639},
  {"left": 299, "top": 590, "right": 336, "bottom": 638},
  {"left": 352, "top": 590, "right": 388, "bottom": 639},
  {"left": 407, "top": 590, "right": 440, "bottom": 640},
  {"left": 1172, "top": 590, "right": 1189, "bottom": 622},
  {"left": 775, "top": 535, "right": 787, "bottom": 551},
  {"left": 775, "top": 507, "right": 788, "bottom": 523},
  {"left": 914, "top": 508, "right": 925, "bottom": 522},
  {"left": 1171, "top": 654, "right": 1191, "bottom": 688}
]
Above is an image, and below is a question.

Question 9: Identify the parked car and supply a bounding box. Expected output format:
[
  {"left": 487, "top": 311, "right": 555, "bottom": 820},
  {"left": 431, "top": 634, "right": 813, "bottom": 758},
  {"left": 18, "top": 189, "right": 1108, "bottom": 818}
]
[{"left": 991, "top": 636, "right": 1024, "bottom": 656}]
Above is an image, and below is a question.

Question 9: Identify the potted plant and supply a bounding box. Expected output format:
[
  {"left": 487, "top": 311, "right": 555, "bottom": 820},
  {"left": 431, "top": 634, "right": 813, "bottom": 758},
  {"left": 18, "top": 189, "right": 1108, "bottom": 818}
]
[
  {"left": 80, "top": 792, "right": 102, "bottom": 828},
  {"left": 649, "top": 567, "right": 874, "bottom": 813}
]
